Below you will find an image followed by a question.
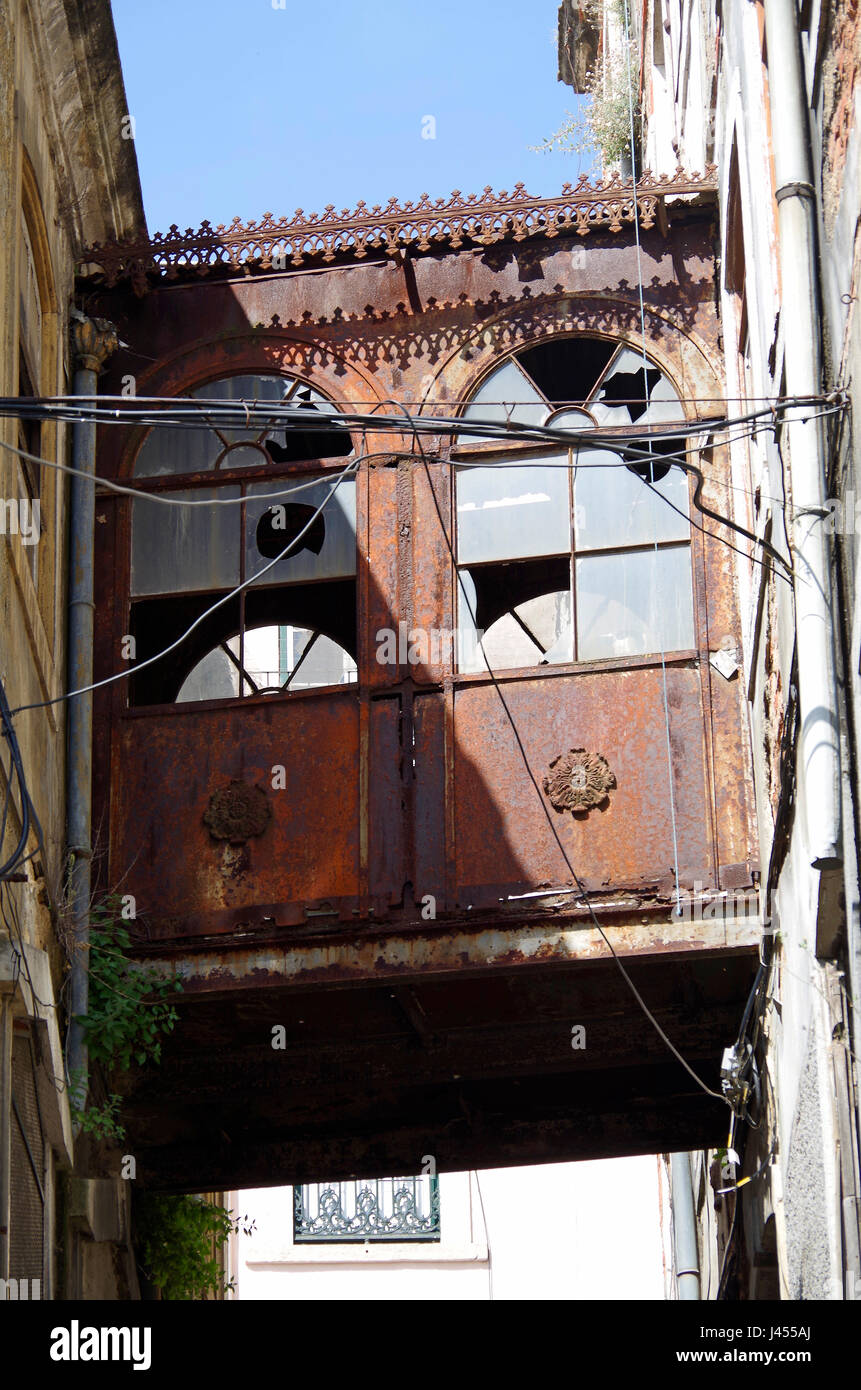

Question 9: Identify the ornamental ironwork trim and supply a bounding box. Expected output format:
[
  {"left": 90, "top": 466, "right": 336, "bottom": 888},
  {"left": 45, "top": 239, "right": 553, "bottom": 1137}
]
[
  {"left": 294, "top": 1176, "right": 441, "bottom": 1243},
  {"left": 80, "top": 168, "right": 717, "bottom": 295},
  {"left": 544, "top": 747, "right": 617, "bottom": 815}
]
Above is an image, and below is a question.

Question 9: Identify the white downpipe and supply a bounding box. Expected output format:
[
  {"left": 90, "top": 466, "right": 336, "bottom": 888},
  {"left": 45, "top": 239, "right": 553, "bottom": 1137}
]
[
  {"left": 671, "top": 1152, "right": 701, "bottom": 1300},
  {"left": 764, "top": 0, "right": 841, "bottom": 868}
]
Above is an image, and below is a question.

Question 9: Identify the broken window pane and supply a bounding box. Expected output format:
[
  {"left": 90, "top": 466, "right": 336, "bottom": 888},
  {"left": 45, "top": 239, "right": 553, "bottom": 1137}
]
[
  {"left": 576, "top": 545, "right": 695, "bottom": 660},
  {"left": 574, "top": 454, "right": 690, "bottom": 549},
  {"left": 262, "top": 387, "right": 353, "bottom": 463},
  {"left": 131, "top": 487, "right": 241, "bottom": 596},
  {"left": 192, "top": 374, "right": 290, "bottom": 445},
  {"left": 516, "top": 337, "right": 617, "bottom": 404},
  {"left": 175, "top": 626, "right": 356, "bottom": 702},
  {"left": 458, "top": 559, "right": 572, "bottom": 672},
  {"left": 217, "top": 445, "right": 270, "bottom": 470},
  {"left": 462, "top": 592, "right": 573, "bottom": 673},
  {"left": 133, "top": 423, "right": 219, "bottom": 478},
  {"left": 461, "top": 359, "right": 548, "bottom": 427},
  {"left": 133, "top": 374, "right": 353, "bottom": 476},
  {"left": 456, "top": 458, "right": 570, "bottom": 564},
  {"left": 245, "top": 477, "right": 357, "bottom": 585},
  {"left": 177, "top": 640, "right": 241, "bottom": 702},
  {"left": 588, "top": 348, "right": 685, "bottom": 427}
]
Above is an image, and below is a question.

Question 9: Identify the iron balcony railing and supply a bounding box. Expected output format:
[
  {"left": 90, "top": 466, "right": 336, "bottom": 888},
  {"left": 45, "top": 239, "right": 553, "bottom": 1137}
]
[{"left": 294, "top": 1175, "right": 441, "bottom": 1243}]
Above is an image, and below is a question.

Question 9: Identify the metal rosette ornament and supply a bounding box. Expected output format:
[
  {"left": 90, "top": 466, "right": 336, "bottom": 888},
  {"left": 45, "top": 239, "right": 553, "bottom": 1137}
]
[{"left": 543, "top": 748, "right": 616, "bottom": 817}]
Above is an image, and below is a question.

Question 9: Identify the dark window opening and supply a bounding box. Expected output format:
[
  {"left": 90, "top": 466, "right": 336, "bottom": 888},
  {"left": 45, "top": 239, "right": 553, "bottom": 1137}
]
[
  {"left": 263, "top": 390, "right": 352, "bottom": 465},
  {"left": 256, "top": 503, "right": 326, "bottom": 559},
  {"left": 596, "top": 364, "right": 663, "bottom": 421},
  {"left": 516, "top": 337, "right": 617, "bottom": 405},
  {"left": 129, "top": 579, "right": 357, "bottom": 706},
  {"left": 460, "top": 557, "right": 572, "bottom": 671}
]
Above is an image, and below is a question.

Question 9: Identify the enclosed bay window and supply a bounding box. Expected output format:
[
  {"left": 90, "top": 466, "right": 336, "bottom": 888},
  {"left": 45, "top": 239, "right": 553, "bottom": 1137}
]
[
  {"left": 128, "top": 373, "right": 357, "bottom": 705},
  {"left": 455, "top": 338, "right": 696, "bottom": 672}
]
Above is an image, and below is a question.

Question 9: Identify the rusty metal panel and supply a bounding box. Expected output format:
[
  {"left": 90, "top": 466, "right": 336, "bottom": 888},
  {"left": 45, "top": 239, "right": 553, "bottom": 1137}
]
[
  {"left": 363, "top": 466, "right": 401, "bottom": 692},
  {"left": 698, "top": 452, "right": 759, "bottom": 884},
  {"left": 409, "top": 460, "right": 454, "bottom": 685},
  {"left": 368, "top": 695, "right": 406, "bottom": 910},
  {"left": 412, "top": 692, "right": 447, "bottom": 906},
  {"left": 109, "top": 693, "right": 361, "bottom": 937},
  {"left": 451, "top": 662, "right": 714, "bottom": 903}
]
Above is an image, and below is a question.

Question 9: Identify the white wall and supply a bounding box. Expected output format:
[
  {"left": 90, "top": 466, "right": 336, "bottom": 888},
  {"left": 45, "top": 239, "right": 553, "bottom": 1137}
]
[{"left": 231, "top": 1155, "right": 667, "bottom": 1301}]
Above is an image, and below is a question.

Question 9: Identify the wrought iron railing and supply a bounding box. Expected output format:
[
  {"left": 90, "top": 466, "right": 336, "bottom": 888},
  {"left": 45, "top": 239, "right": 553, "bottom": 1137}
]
[{"left": 294, "top": 1175, "right": 441, "bottom": 1243}]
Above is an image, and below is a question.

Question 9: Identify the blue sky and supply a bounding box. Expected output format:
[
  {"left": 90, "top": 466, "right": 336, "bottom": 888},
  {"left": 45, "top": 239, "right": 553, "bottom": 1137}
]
[{"left": 110, "top": 0, "right": 594, "bottom": 235}]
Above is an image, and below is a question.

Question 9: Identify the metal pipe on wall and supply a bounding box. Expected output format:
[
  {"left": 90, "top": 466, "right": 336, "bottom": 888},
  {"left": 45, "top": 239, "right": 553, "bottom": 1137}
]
[
  {"left": 763, "top": 0, "right": 842, "bottom": 870},
  {"left": 65, "top": 316, "right": 117, "bottom": 1117},
  {"left": 671, "top": 1150, "right": 701, "bottom": 1299}
]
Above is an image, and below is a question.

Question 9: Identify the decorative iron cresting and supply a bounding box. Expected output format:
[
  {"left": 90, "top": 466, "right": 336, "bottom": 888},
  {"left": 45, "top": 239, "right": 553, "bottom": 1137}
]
[
  {"left": 544, "top": 747, "right": 617, "bottom": 815},
  {"left": 294, "top": 1175, "right": 441, "bottom": 1243},
  {"left": 81, "top": 169, "right": 717, "bottom": 294}
]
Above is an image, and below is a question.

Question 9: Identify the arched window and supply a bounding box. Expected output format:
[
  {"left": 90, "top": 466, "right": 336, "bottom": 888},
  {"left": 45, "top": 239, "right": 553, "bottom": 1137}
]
[
  {"left": 454, "top": 338, "right": 695, "bottom": 672},
  {"left": 129, "top": 372, "right": 357, "bottom": 705}
]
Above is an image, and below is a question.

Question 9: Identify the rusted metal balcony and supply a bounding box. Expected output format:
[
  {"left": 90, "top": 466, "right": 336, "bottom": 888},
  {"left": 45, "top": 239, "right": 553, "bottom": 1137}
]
[{"left": 80, "top": 177, "right": 758, "bottom": 1191}]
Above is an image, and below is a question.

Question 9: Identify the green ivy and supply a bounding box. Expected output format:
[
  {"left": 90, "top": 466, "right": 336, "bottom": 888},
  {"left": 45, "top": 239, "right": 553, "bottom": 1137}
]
[
  {"left": 77, "top": 896, "right": 182, "bottom": 1072},
  {"left": 69, "top": 895, "right": 182, "bottom": 1138},
  {"left": 531, "top": 24, "right": 642, "bottom": 168},
  {"left": 70, "top": 1081, "right": 126, "bottom": 1141},
  {"left": 135, "top": 1194, "right": 253, "bottom": 1300}
]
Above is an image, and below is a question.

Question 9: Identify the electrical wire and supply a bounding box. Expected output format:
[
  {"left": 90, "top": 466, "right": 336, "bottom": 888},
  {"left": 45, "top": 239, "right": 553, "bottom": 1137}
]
[
  {"left": 715, "top": 1149, "right": 773, "bottom": 1197},
  {"left": 0, "top": 410, "right": 810, "bottom": 582},
  {"left": 0, "top": 436, "right": 355, "bottom": 509},
  {"left": 2, "top": 391, "right": 837, "bottom": 409},
  {"left": 0, "top": 341, "right": 843, "bottom": 1104},
  {"left": 1, "top": 403, "right": 788, "bottom": 1105},
  {"left": 638, "top": 468, "right": 792, "bottom": 584},
  {"left": 0, "top": 391, "right": 845, "bottom": 583},
  {"left": 0, "top": 391, "right": 844, "bottom": 441},
  {"left": 0, "top": 676, "right": 46, "bottom": 878},
  {"left": 0, "top": 675, "right": 55, "bottom": 1019},
  {"left": 2, "top": 422, "right": 798, "bottom": 726},
  {"left": 7, "top": 455, "right": 361, "bottom": 718}
]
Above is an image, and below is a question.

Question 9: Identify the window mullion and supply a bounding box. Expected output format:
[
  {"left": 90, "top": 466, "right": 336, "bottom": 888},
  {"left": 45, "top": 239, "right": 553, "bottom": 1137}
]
[
  {"left": 239, "top": 488, "right": 247, "bottom": 692},
  {"left": 569, "top": 452, "right": 578, "bottom": 662}
]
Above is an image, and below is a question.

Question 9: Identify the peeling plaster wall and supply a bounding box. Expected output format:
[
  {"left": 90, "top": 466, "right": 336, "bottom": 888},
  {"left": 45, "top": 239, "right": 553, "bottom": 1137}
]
[
  {"left": 783, "top": 1025, "right": 839, "bottom": 1298},
  {"left": 637, "top": 0, "right": 861, "bottom": 1298}
]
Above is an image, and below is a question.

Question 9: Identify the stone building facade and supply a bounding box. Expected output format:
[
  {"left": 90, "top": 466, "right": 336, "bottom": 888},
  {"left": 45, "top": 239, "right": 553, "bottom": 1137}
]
[
  {"left": 0, "top": 0, "right": 143, "bottom": 1297},
  {"left": 559, "top": 0, "right": 861, "bottom": 1299}
]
